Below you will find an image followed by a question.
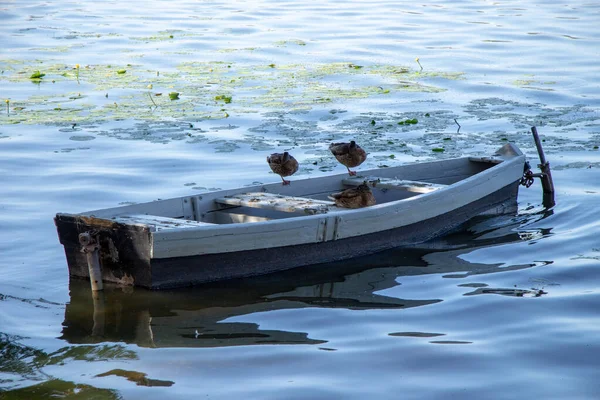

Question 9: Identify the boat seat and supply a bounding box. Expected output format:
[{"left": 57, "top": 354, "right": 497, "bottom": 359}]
[
  {"left": 214, "top": 192, "right": 338, "bottom": 215},
  {"left": 343, "top": 176, "right": 447, "bottom": 194},
  {"left": 114, "top": 214, "right": 214, "bottom": 231},
  {"left": 468, "top": 156, "right": 503, "bottom": 164}
]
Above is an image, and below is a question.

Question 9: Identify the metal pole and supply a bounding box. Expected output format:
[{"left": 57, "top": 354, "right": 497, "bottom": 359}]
[
  {"left": 531, "top": 126, "right": 555, "bottom": 208},
  {"left": 79, "top": 232, "right": 103, "bottom": 291}
]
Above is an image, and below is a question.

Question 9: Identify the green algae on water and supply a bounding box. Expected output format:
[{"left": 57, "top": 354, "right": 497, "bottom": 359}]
[{"left": 1, "top": 59, "right": 468, "bottom": 127}]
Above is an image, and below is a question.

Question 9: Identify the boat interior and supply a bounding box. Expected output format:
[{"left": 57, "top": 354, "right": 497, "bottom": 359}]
[{"left": 93, "top": 156, "right": 503, "bottom": 230}]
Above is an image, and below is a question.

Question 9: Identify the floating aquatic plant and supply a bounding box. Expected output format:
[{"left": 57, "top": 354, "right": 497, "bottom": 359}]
[
  {"left": 215, "top": 95, "right": 232, "bottom": 104},
  {"left": 398, "top": 118, "right": 418, "bottom": 125},
  {"left": 168, "top": 92, "right": 180, "bottom": 100},
  {"left": 275, "top": 39, "right": 307, "bottom": 46},
  {"left": 415, "top": 58, "right": 423, "bottom": 71},
  {"left": 1, "top": 59, "right": 468, "bottom": 127},
  {"left": 74, "top": 64, "right": 80, "bottom": 83},
  {"left": 30, "top": 70, "right": 45, "bottom": 79},
  {"left": 147, "top": 84, "right": 157, "bottom": 107}
]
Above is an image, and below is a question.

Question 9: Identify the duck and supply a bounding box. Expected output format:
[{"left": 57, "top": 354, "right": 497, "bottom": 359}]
[
  {"left": 329, "top": 140, "right": 367, "bottom": 176},
  {"left": 329, "top": 181, "right": 376, "bottom": 209},
  {"left": 267, "top": 151, "right": 299, "bottom": 185}
]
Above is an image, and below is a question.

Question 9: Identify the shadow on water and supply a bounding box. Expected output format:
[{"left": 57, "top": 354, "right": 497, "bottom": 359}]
[{"left": 60, "top": 207, "right": 554, "bottom": 349}]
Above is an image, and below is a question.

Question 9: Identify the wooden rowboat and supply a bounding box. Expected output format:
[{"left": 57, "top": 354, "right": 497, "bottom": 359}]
[{"left": 55, "top": 142, "right": 528, "bottom": 289}]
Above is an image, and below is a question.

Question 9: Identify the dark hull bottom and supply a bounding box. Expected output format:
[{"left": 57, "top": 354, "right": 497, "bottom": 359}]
[{"left": 62, "top": 183, "right": 519, "bottom": 289}]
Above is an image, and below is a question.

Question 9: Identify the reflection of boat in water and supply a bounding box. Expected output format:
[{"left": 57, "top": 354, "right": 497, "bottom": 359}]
[
  {"left": 61, "top": 210, "right": 553, "bottom": 349},
  {"left": 62, "top": 266, "right": 439, "bottom": 349}
]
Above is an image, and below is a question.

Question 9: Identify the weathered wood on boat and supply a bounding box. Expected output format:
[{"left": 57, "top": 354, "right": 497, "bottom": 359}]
[
  {"left": 468, "top": 156, "right": 504, "bottom": 164},
  {"left": 55, "top": 214, "right": 153, "bottom": 287},
  {"left": 114, "top": 214, "right": 214, "bottom": 231},
  {"left": 343, "top": 176, "right": 447, "bottom": 193},
  {"left": 215, "top": 192, "right": 337, "bottom": 215},
  {"left": 54, "top": 142, "right": 528, "bottom": 289}
]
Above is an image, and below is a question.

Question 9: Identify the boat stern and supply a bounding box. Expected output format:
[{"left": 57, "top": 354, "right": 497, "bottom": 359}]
[{"left": 54, "top": 213, "right": 154, "bottom": 288}]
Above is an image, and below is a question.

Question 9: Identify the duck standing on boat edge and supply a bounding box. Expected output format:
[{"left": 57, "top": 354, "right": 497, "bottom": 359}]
[
  {"left": 267, "top": 151, "right": 299, "bottom": 185},
  {"left": 329, "top": 181, "right": 376, "bottom": 209},
  {"left": 329, "top": 140, "right": 367, "bottom": 176}
]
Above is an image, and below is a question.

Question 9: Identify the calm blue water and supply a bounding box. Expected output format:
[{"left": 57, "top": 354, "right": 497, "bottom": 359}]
[{"left": 1, "top": 1, "right": 600, "bottom": 398}]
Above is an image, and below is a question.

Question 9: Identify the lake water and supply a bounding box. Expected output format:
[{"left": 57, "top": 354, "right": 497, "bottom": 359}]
[{"left": 1, "top": 0, "right": 600, "bottom": 398}]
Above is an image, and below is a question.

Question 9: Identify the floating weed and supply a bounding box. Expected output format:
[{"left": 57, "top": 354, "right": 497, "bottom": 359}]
[
  {"left": 415, "top": 57, "right": 423, "bottom": 71},
  {"left": 215, "top": 95, "right": 232, "bottom": 104},
  {"left": 513, "top": 75, "right": 556, "bottom": 90},
  {"left": 2, "top": 60, "right": 465, "bottom": 127},
  {"left": 168, "top": 92, "right": 180, "bottom": 100},
  {"left": 147, "top": 84, "right": 157, "bottom": 107},
  {"left": 130, "top": 30, "right": 190, "bottom": 42},
  {"left": 218, "top": 47, "right": 258, "bottom": 53},
  {"left": 432, "top": 147, "right": 445, "bottom": 152},
  {"left": 116, "top": 69, "right": 127, "bottom": 75},
  {"left": 398, "top": 118, "right": 418, "bottom": 125},
  {"left": 274, "top": 39, "right": 307, "bottom": 46},
  {"left": 30, "top": 70, "right": 45, "bottom": 79},
  {"left": 29, "top": 45, "right": 73, "bottom": 53}
]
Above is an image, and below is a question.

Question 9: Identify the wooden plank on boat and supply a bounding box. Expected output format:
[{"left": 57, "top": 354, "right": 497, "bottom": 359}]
[
  {"left": 343, "top": 176, "right": 447, "bottom": 194},
  {"left": 214, "top": 192, "right": 338, "bottom": 215},
  {"left": 114, "top": 214, "right": 214, "bottom": 232},
  {"left": 468, "top": 156, "right": 503, "bottom": 164}
]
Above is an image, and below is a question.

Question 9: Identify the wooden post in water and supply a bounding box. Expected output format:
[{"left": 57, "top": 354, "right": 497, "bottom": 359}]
[
  {"left": 79, "top": 232, "right": 103, "bottom": 291},
  {"left": 531, "top": 126, "right": 555, "bottom": 208}
]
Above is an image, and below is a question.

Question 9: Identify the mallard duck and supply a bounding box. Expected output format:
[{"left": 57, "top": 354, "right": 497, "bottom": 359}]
[
  {"left": 267, "top": 151, "right": 299, "bottom": 185},
  {"left": 329, "top": 182, "right": 376, "bottom": 209},
  {"left": 329, "top": 140, "right": 367, "bottom": 176}
]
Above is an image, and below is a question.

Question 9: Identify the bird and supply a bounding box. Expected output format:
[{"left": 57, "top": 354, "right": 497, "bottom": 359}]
[
  {"left": 267, "top": 151, "right": 299, "bottom": 185},
  {"left": 329, "top": 140, "right": 367, "bottom": 176},
  {"left": 329, "top": 181, "right": 376, "bottom": 209}
]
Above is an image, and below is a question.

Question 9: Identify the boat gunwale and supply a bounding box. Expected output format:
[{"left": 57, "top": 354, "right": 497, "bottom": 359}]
[
  {"left": 76, "top": 144, "right": 522, "bottom": 225},
  {"left": 146, "top": 148, "right": 525, "bottom": 258},
  {"left": 152, "top": 149, "right": 524, "bottom": 231}
]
